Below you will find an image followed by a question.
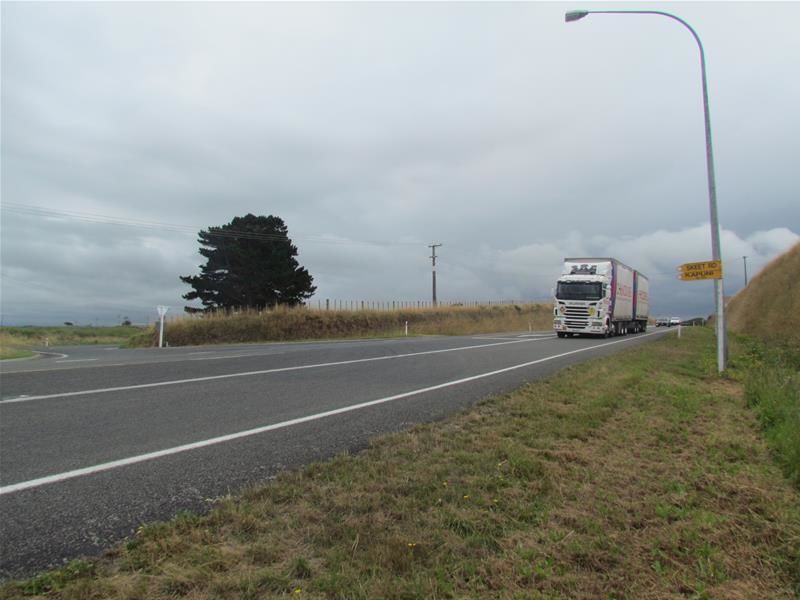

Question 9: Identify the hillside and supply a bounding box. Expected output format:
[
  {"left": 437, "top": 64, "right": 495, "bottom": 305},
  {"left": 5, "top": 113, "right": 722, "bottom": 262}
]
[{"left": 727, "top": 242, "right": 800, "bottom": 343}]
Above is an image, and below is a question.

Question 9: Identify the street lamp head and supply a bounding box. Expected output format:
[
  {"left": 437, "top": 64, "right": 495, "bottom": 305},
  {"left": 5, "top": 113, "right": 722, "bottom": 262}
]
[{"left": 565, "top": 10, "right": 589, "bottom": 23}]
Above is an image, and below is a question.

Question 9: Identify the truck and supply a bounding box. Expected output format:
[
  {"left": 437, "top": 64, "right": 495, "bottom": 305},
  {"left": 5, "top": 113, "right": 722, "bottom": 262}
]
[{"left": 553, "top": 257, "right": 649, "bottom": 338}]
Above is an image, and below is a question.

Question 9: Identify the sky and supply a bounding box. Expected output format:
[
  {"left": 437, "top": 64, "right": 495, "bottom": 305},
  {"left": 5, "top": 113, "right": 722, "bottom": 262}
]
[{"left": 1, "top": 1, "right": 798, "bottom": 326}]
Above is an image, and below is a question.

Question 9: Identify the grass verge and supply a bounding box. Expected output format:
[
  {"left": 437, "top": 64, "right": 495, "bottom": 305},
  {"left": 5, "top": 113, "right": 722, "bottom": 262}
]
[
  {"left": 729, "top": 335, "right": 800, "bottom": 489},
  {"left": 0, "top": 331, "right": 36, "bottom": 360},
  {"left": 2, "top": 328, "right": 798, "bottom": 598},
  {"left": 128, "top": 304, "right": 555, "bottom": 347},
  {"left": 0, "top": 326, "right": 144, "bottom": 354}
]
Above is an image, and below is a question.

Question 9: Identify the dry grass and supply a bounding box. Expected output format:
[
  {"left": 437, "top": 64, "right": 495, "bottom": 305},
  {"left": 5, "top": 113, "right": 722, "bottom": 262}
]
[
  {"left": 727, "top": 241, "right": 800, "bottom": 343},
  {"left": 3, "top": 328, "right": 798, "bottom": 598},
  {"left": 0, "top": 332, "right": 35, "bottom": 360},
  {"left": 0, "top": 326, "right": 144, "bottom": 350},
  {"left": 129, "top": 304, "right": 555, "bottom": 347}
]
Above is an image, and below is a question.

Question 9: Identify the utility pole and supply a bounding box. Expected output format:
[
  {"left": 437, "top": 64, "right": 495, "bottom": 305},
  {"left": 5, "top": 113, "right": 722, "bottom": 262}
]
[
  {"left": 428, "top": 243, "right": 442, "bottom": 306},
  {"left": 742, "top": 255, "right": 748, "bottom": 286}
]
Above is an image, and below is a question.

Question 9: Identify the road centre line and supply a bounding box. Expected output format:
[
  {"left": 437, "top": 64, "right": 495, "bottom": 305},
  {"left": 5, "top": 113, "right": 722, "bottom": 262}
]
[
  {"left": 0, "top": 337, "right": 552, "bottom": 404},
  {"left": 0, "top": 331, "right": 660, "bottom": 495}
]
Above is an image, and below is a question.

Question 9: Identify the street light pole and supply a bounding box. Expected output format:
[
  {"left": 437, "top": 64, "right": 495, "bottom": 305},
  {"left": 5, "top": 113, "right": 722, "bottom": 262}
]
[
  {"left": 566, "top": 9, "right": 727, "bottom": 372},
  {"left": 742, "top": 255, "right": 748, "bottom": 286}
]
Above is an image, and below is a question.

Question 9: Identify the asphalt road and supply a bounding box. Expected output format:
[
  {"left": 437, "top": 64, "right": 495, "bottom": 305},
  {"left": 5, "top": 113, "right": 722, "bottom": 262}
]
[{"left": 0, "top": 329, "right": 672, "bottom": 579}]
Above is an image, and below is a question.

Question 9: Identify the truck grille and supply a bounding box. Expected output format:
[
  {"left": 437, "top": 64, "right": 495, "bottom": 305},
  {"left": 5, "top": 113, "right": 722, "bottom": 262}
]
[{"left": 564, "top": 305, "right": 589, "bottom": 329}]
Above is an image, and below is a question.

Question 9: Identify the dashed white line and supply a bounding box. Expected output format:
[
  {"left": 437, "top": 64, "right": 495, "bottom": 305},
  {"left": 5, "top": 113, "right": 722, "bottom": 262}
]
[{"left": 0, "top": 331, "right": 661, "bottom": 495}]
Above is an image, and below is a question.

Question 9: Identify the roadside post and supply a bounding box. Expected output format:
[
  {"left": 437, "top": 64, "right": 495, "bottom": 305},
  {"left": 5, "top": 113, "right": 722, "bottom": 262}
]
[{"left": 157, "top": 305, "right": 169, "bottom": 348}]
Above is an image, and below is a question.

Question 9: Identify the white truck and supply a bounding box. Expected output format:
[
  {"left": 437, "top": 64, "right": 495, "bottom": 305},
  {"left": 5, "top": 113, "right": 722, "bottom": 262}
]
[{"left": 553, "top": 257, "right": 649, "bottom": 338}]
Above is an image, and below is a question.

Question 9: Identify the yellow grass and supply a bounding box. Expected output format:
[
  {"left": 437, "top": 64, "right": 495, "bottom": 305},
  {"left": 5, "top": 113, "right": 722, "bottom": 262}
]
[
  {"left": 727, "top": 242, "right": 800, "bottom": 344},
  {"left": 129, "top": 304, "right": 555, "bottom": 347}
]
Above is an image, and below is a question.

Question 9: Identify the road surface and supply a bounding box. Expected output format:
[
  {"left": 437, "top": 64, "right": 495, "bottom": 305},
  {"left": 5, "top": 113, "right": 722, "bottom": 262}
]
[{"left": 0, "top": 329, "right": 670, "bottom": 579}]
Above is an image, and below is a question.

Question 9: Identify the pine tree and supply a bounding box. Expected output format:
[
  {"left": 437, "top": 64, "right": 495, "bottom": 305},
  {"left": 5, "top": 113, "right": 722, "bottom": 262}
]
[{"left": 180, "top": 214, "right": 316, "bottom": 312}]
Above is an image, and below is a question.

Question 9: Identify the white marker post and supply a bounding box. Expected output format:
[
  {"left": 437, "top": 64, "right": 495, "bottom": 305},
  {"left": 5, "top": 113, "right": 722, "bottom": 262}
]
[{"left": 157, "top": 305, "right": 169, "bottom": 348}]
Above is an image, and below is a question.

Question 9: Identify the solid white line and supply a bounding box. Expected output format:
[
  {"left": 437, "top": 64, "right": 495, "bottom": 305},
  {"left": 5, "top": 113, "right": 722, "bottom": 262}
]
[
  {"left": 0, "top": 337, "right": 549, "bottom": 404},
  {"left": 32, "top": 351, "right": 68, "bottom": 360},
  {"left": 188, "top": 353, "right": 252, "bottom": 361},
  {"left": 55, "top": 359, "right": 99, "bottom": 364},
  {"left": 0, "top": 331, "right": 660, "bottom": 495}
]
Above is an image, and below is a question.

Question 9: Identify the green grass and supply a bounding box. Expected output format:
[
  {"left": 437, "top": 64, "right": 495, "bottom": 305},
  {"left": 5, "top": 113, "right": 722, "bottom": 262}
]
[
  {"left": 1, "top": 328, "right": 798, "bottom": 598},
  {"left": 729, "top": 336, "right": 800, "bottom": 488},
  {"left": 1, "top": 326, "right": 144, "bottom": 347}
]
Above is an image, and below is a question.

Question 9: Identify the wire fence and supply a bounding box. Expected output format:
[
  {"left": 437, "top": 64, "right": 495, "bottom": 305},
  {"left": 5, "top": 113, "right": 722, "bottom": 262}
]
[{"left": 311, "top": 299, "right": 550, "bottom": 311}]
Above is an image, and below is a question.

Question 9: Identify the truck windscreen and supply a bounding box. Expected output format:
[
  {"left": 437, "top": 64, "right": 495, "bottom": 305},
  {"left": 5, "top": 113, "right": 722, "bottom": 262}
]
[{"left": 556, "top": 282, "right": 602, "bottom": 301}]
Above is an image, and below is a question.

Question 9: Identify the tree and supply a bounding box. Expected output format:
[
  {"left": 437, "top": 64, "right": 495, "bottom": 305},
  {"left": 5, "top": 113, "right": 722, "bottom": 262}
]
[{"left": 180, "top": 214, "right": 316, "bottom": 312}]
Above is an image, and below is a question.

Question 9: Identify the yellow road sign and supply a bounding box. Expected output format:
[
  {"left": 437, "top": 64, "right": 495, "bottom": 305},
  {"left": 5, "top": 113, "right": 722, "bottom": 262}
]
[{"left": 678, "top": 260, "right": 722, "bottom": 280}]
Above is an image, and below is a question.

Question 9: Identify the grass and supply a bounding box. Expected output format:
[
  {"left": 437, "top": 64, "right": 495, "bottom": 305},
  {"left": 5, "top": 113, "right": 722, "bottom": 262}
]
[
  {"left": 726, "top": 241, "right": 800, "bottom": 490},
  {"left": 2, "top": 327, "right": 798, "bottom": 598},
  {"left": 726, "top": 241, "right": 799, "bottom": 342},
  {"left": 729, "top": 336, "right": 800, "bottom": 489},
  {"left": 0, "top": 326, "right": 144, "bottom": 359},
  {"left": 128, "top": 303, "right": 555, "bottom": 347}
]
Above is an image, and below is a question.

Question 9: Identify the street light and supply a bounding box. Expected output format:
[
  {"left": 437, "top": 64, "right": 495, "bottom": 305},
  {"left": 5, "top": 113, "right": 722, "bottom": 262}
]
[
  {"left": 565, "top": 9, "right": 727, "bottom": 372},
  {"left": 742, "top": 255, "right": 748, "bottom": 286}
]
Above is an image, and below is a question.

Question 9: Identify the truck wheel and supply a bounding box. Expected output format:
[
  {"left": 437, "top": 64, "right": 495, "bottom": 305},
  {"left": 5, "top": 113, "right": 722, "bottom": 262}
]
[{"left": 557, "top": 332, "right": 565, "bottom": 338}]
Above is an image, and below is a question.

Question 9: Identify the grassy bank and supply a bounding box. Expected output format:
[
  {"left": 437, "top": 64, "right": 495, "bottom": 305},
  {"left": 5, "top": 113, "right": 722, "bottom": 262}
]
[
  {"left": 730, "top": 336, "right": 800, "bottom": 489},
  {"left": 3, "top": 327, "right": 798, "bottom": 598},
  {"left": 129, "top": 304, "right": 554, "bottom": 347},
  {"left": 0, "top": 326, "right": 144, "bottom": 359}
]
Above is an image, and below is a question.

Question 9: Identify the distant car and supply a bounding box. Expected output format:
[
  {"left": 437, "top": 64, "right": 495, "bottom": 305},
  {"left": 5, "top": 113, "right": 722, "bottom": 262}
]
[
  {"left": 669, "top": 317, "right": 681, "bottom": 327},
  {"left": 656, "top": 318, "right": 669, "bottom": 327}
]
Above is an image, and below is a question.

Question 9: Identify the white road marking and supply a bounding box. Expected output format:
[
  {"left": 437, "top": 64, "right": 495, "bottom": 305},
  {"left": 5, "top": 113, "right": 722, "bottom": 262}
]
[
  {"left": 0, "top": 337, "right": 552, "bottom": 404},
  {"left": 0, "top": 331, "right": 661, "bottom": 495},
  {"left": 32, "top": 351, "right": 68, "bottom": 359},
  {"left": 55, "top": 359, "right": 99, "bottom": 364},
  {"left": 188, "top": 353, "right": 252, "bottom": 361},
  {"left": 188, "top": 351, "right": 214, "bottom": 355}
]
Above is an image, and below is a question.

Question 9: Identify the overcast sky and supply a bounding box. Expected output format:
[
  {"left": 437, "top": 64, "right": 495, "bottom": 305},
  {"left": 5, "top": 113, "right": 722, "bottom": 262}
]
[{"left": 2, "top": 1, "right": 798, "bottom": 326}]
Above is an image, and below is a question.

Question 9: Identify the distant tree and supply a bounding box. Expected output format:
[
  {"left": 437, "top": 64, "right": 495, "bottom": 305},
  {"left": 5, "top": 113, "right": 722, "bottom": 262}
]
[
  {"left": 63, "top": 322, "right": 74, "bottom": 327},
  {"left": 121, "top": 317, "right": 132, "bottom": 326},
  {"left": 180, "top": 214, "right": 316, "bottom": 312}
]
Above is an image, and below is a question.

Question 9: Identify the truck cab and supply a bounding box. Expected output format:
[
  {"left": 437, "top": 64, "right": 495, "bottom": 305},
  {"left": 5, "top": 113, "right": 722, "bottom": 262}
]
[
  {"left": 553, "top": 262, "right": 614, "bottom": 337},
  {"left": 553, "top": 258, "right": 648, "bottom": 338}
]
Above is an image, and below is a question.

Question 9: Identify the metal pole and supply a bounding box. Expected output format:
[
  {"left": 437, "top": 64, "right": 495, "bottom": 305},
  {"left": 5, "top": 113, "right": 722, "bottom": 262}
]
[
  {"left": 742, "top": 255, "right": 748, "bottom": 286},
  {"left": 428, "top": 243, "right": 442, "bottom": 306},
  {"left": 566, "top": 9, "right": 726, "bottom": 371}
]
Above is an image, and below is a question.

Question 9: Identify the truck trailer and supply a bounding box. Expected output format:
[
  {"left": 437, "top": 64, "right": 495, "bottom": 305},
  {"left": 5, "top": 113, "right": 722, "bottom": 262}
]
[{"left": 553, "top": 257, "right": 649, "bottom": 338}]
